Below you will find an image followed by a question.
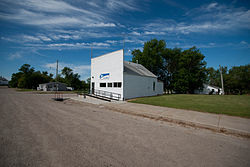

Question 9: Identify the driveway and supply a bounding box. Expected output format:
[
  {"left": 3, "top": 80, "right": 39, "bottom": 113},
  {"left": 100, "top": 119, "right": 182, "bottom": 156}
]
[{"left": 0, "top": 87, "right": 250, "bottom": 167}]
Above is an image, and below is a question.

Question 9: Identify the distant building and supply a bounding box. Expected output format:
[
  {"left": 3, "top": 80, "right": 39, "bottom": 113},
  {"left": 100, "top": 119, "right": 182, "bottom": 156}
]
[
  {"left": 37, "top": 82, "right": 67, "bottom": 91},
  {"left": 66, "top": 87, "right": 74, "bottom": 91},
  {"left": 0, "top": 76, "right": 8, "bottom": 85},
  {"left": 194, "top": 84, "right": 222, "bottom": 95},
  {"left": 91, "top": 49, "right": 164, "bottom": 100}
]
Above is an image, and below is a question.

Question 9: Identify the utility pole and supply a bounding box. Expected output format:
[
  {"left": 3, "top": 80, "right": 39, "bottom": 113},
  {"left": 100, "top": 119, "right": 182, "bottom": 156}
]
[
  {"left": 219, "top": 65, "right": 224, "bottom": 95},
  {"left": 56, "top": 60, "right": 58, "bottom": 80}
]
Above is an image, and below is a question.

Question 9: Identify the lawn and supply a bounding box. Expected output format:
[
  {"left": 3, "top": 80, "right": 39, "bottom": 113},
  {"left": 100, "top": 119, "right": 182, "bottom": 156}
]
[{"left": 129, "top": 94, "right": 250, "bottom": 118}]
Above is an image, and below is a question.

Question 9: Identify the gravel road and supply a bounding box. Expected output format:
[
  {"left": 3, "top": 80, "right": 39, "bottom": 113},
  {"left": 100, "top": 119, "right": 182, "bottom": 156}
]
[{"left": 0, "top": 87, "right": 250, "bottom": 167}]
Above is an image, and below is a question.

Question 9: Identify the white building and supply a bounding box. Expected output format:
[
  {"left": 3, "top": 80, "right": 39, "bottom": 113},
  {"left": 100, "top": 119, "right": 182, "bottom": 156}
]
[
  {"left": 0, "top": 76, "right": 8, "bottom": 85},
  {"left": 91, "top": 49, "right": 164, "bottom": 100},
  {"left": 194, "top": 84, "right": 223, "bottom": 95},
  {"left": 37, "top": 82, "right": 67, "bottom": 91}
]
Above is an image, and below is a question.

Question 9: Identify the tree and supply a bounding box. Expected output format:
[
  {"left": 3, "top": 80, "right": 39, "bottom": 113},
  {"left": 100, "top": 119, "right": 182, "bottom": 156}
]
[
  {"left": 61, "top": 67, "right": 83, "bottom": 90},
  {"left": 9, "top": 64, "right": 53, "bottom": 89},
  {"left": 61, "top": 67, "right": 73, "bottom": 77},
  {"left": 82, "top": 77, "right": 91, "bottom": 91},
  {"left": 9, "top": 72, "right": 23, "bottom": 87},
  {"left": 132, "top": 39, "right": 166, "bottom": 81},
  {"left": 131, "top": 40, "right": 207, "bottom": 94},
  {"left": 226, "top": 65, "right": 250, "bottom": 94},
  {"left": 19, "top": 64, "right": 34, "bottom": 75},
  {"left": 206, "top": 65, "right": 250, "bottom": 94},
  {"left": 172, "top": 47, "right": 207, "bottom": 93},
  {"left": 206, "top": 67, "right": 220, "bottom": 87},
  {"left": 163, "top": 48, "right": 182, "bottom": 92}
]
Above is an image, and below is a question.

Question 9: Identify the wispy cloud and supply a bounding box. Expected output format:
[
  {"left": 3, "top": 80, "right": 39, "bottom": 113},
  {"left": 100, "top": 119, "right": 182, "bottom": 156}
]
[
  {"left": 163, "top": 0, "right": 188, "bottom": 10},
  {"left": 142, "top": 2, "right": 250, "bottom": 35},
  {"left": 144, "top": 31, "right": 166, "bottom": 35},
  {"left": 0, "top": 0, "right": 116, "bottom": 29},
  {"left": 18, "top": 41, "right": 112, "bottom": 51},
  {"left": 106, "top": 0, "right": 139, "bottom": 12},
  {"left": 239, "top": 41, "right": 250, "bottom": 48},
  {"left": 130, "top": 31, "right": 141, "bottom": 36},
  {"left": 22, "top": 35, "right": 43, "bottom": 43},
  {"left": 47, "top": 42, "right": 110, "bottom": 49},
  {"left": 44, "top": 62, "right": 91, "bottom": 79},
  {"left": 8, "top": 52, "right": 22, "bottom": 60},
  {"left": 86, "top": 22, "right": 116, "bottom": 27},
  {"left": 167, "top": 41, "right": 250, "bottom": 49},
  {"left": 1, "top": 0, "right": 249, "bottom": 53}
]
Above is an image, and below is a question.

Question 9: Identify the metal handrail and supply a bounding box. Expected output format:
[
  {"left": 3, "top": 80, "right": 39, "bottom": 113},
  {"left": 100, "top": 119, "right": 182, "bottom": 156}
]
[{"left": 91, "top": 89, "right": 121, "bottom": 101}]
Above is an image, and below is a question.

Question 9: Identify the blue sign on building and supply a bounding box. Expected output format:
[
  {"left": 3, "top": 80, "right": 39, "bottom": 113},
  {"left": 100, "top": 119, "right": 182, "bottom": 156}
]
[{"left": 100, "top": 73, "right": 110, "bottom": 79}]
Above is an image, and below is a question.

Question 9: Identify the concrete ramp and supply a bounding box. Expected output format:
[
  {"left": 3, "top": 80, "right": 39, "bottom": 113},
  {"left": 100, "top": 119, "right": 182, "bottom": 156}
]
[{"left": 71, "top": 95, "right": 110, "bottom": 105}]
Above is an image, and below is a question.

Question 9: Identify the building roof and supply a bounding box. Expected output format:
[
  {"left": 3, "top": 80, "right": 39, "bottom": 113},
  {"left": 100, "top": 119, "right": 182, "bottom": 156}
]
[
  {"left": 39, "top": 82, "right": 67, "bottom": 86},
  {"left": 124, "top": 61, "right": 157, "bottom": 78},
  {"left": 0, "top": 76, "right": 8, "bottom": 81},
  {"left": 204, "top": 84, "right": 222, "bottom": 90}
]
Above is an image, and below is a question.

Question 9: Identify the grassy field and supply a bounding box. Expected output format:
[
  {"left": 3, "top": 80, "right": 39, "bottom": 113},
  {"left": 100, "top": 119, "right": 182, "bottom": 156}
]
[{"left": 129, "top": 94, "right": 250, "bottom": 118}]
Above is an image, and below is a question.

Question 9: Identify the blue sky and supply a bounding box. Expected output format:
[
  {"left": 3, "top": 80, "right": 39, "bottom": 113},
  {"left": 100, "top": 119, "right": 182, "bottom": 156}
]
[{"left": 0, "top": 0, "right": 249, "bottom": 80}]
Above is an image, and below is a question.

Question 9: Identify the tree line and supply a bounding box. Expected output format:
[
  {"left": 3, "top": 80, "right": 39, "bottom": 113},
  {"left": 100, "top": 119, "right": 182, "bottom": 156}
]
[
  {"left": 131, "top": 39, "right": 250, "bottom": 94},
  {"left": 9, "top": 39, "right": 249, "bottom": 94},
  {"left": 9, "top": 64, "right": 90, "bottom": 91},
  {"left": 207, "top": 65, "right": 250, "bottom": 94}
]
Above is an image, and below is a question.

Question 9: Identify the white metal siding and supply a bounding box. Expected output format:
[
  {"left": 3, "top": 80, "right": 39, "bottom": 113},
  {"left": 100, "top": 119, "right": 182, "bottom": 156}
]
[
  {"left": 156, "top": 81, "right": 164, "bottom": 95},
  {"left": 91, "top": 50, "right": 124, "bottom": 99},
  {"left": 123, "top": 74, "right": 163, "bottom": 99}
]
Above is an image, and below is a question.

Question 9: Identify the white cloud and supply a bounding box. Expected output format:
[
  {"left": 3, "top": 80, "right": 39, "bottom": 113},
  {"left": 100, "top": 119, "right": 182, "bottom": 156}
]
[
  {"left": 48, "top": 43, "right": 75, "bottom": 47},
  {"left": 106, "top": 0, "right": 139, "bottom": 11},
  {"left": 0, "top": 0, "right": 117, "bottom": 29},
  {"left": 105, "top": 40, "right": 118, "bottom": 44},
  {"left": 87, "top": 22, "right": 116, "bottom": 27},
  {"left": 22, "top": 35, "right": 42, "bottom": 42},
  {"left": 130, "top": 31, "right": 140, "bottom": 36},
  {"left": 142, "top": 3, "right": 250, "bottom": 35},
  {"left": 45, "top": 42, "right": 110, "bottom": 50},
  {"left": 239, "top": 41, "right": 250, "bottom": 48},
  {"left": 44, "top": 62, "right": 91, "bottom": 79},
  {"left": 240, "top": 41, "right": 247, "bottom": 45},
  {"left": 205, "top": 2, "right": 218, "bottom": 11},
  {"left": 51, "top": 34, "right": 81, "bottom": 40},
  {"left": 1, "top": 36, "right": 17, "bottom": 42},
  {"left": 38, "top": 35, "right": 52, "bottom": 42},
  {"left": 8, "top": 52, "right": 22, "bottom": 60},
  {"left": 92, "top": 42, "right": 110, "bottom": 47},
  {"left": 15, "top": 0, "right": 103, "bottom": 19},
  {"left": 163, "top": 0, "right": 188, "bottom": 10},
  {"left": 144, "top": 31, "right": 166, "bottom": 35},
  {"left": 86, "top": 1, "right": 100, "bottom": 8}
]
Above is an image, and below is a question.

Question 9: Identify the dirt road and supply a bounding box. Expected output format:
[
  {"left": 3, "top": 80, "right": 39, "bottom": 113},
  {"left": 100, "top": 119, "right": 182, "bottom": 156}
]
[{"left": 0, "top": 87, "right": 250, "bottom": 167}]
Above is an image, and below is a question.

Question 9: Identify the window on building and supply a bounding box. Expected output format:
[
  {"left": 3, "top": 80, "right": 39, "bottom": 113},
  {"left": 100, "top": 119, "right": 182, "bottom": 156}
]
[
  {"left": 118, "top": 82, "right": 122, "bottom": 88},
  {"left": 153, "top": 82, "right": 155, "bottom": 91},
  {"left": 113, "top": 82, "right": 122, "bottom": 88},
  {"left": 100, "top": 83, "right": 106, "bottom": 87},
  {"left": 108, "top": 83, "right": 112, "bottom": 87}
]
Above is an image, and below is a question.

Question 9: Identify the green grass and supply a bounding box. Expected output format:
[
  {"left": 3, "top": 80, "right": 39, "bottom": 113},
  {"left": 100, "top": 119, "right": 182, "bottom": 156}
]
[{"left": 129, "top": 94, "right": 250, "bottom": 118}]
